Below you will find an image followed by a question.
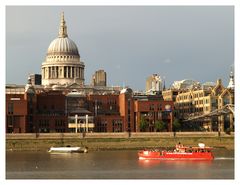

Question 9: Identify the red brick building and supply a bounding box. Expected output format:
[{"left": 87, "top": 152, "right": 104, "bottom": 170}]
[
  {"left": 6, "top": 85, "right": 174, "bottom": 133},
  {"left": 6, "top": 94, "right": 28, "bottom": 133},
  {"left": 119, "top": 89, "right": 135, "bottom": 132},
  {"left": 134, "top": 99, "right": 174, "bottom": 132},
  {"left": 119, "top": 89, "right": 174, "bottom": 132},
  {"left": 87, "top": 94, "right": 124, "bottom": 132},
  {"left": 35, "top": 90, "right": 67, "bottom": 133}
]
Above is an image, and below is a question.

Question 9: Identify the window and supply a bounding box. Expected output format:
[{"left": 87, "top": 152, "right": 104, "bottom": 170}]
[
  {"left": 112, "top": 120, "right": 123, "bottom": 132},
  {"left": 8, "top": 103, "right": 14, "bottom": 114},
  {"left": 149, "top": 104, "right": 154, "bottom": 111},
  {"left": 223, "top": 98, "right": 230, "bottom": 105},
  {"left": 158, "top": 104, "right": 162, "bottom": 111},
  {"left": 55, "top": 120, "right": 65, "bottom": 127}
]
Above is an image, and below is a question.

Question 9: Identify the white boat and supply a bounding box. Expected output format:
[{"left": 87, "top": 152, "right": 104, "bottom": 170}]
[{"left": 48, "top": 146, "right": 88, "bottom": 153}]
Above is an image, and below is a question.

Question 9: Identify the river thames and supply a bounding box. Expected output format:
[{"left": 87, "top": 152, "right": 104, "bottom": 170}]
[{"left": 6, "top": 148, "right": 234, "bottom": 179}]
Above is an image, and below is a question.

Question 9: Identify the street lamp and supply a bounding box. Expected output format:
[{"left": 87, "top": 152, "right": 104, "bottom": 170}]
[{"left": 75, "top": 114, "right": 78, "bottom": 133}]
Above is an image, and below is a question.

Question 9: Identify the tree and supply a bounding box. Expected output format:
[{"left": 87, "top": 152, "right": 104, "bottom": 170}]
[
  {"left": 140, "top": 116, "right": 148, "bottom": 132},
  {"left": 173, "top": 119, "right": 181, "bottom": 132},
  {"left": 155, "top": 120, "right": 167, "bottom": 132}
]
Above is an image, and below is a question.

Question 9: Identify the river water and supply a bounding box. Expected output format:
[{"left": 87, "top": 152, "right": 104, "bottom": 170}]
[{"left": 6, "top": 148, "right": 234, "bottom": 179}]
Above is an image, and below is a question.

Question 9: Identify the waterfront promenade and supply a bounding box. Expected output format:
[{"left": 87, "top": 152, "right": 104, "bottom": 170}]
[{"left": 6, "top": 132, "right": 234, "bottom": 151}]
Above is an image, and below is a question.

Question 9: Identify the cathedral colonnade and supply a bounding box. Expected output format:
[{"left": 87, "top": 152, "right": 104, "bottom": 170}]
[{"left": 42, "top": 65, "right": 84, "bottom": 80}]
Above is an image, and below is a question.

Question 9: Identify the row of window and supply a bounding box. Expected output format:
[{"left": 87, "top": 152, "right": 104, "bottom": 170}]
[
  {"left": 193, "top": 92, "right": 205, "bottom": 98},
  {"left": 38, "top": 120, "right": 66, "bottom": 127},
  {"left": 47, "top": 55, "right": 77, "bottom": 59},
  {"left": 95, "top": 120, "right": 123, "bottom": 132},
  {"left": 149, "top": 104, "right": 163, "bottom": 111},
  {"left": 177, "top": 97, "right": 232, "bottom": 107},
  {"left": 178, "top": 92, "right": 206, "bottom": 101},
  {"left": 93, "top": 100, "right": 117, "bottom": 105},
  {"left": 178, "top": 107, "right": 204, "bottom": 114}
]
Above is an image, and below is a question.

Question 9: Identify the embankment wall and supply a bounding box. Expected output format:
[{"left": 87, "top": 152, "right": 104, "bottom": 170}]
[{"left": 6, "top": 132, "right": 234, "bottom": 151}]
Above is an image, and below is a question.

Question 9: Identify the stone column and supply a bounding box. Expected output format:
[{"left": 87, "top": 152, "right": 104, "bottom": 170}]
[
  {"left": 48, "top": 67, "right": 51, "bottom": 78},
  {"left": 45, "top": 68, "right": 48, "bottom": 79},
  {"left": 68, "top": 66, "right": 71, "bottom": 78},
  {"left": 60, "top": 67, "right": 63, "bottom": 78},
  {"left": 56, "top": 66, "right": 59, "bottom": 78},
  {"left": 72, "top": 67, "right": 74, "bottom": 78},
  {"left": 52, "top": 67, "right": 54, "bottom": 78},
  {"left": 70, "top": 66, "right": 72, "bottom": 78},
  {"left": 66, "top": 66, "right": 68, "bottom": 78},
  {"left": 74, "top": 67, "right": 76, "bottom": 79},
  {"left": 42, "top": 68, "right": 44, "bottom": 79},
  {"left": 52, "top": 66, "right": 55, "bottom": 78},
  {"left": 79, "top": 67, "right": 81, "bottom": 79},
  {"left": 76, "top": 67, "right": 79, "bottom": 78}
]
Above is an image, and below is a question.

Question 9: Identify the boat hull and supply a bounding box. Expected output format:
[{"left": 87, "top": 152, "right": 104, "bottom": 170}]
[
  {"left": 48, "top": 147, "right": 88, "bottom": 153},
  {"left": 138, "top": 151, "right": 214, "bottom": 160}
]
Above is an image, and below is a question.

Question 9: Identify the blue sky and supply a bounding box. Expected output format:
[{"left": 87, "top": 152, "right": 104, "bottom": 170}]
[{"left": 6, "top": 6, "right": 234, "bottom": 91}]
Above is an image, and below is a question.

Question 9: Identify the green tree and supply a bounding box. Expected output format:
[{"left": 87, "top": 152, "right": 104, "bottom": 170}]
[
  {"left": 140, "top": 117, "right": 148, "bottom": 132},
  {"left": 155, "top": 120, "right": 167, "bottom": 132},
  {"left": 173, "top": 119, "right": 181, "bottom": 132}
]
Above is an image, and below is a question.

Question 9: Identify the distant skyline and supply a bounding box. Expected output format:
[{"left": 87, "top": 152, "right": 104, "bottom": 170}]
[{"left": 6, "top": 6, "right": 234, "bottom": 91}]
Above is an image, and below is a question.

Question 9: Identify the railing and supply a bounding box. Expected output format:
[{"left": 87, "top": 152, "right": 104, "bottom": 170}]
[
  {"left": 6, "top": 131, "right": 234, "bottom": 139},
  {"left": 183, "top": 104, "right": 234, "bottom": 122}
]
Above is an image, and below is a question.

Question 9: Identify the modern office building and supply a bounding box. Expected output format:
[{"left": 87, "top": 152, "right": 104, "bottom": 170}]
[
  {"left": 91, "top": 70, "right": 107, "bottom": 87},
  {"left": 29, "top": 74, "right": 42, "bottom": 85},
  {"left": 146, "top": 74, "right": 163, "bottom": 94}
]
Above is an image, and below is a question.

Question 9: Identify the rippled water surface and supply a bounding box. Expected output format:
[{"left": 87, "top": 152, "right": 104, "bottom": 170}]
[{"left": 6, "top": 149, "right": 234, "bottom": 179}]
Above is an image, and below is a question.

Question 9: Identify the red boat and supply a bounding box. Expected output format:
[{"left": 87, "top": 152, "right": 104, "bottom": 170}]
[{"left": 138, "top": 143, "right": 214, "bottom": 160}]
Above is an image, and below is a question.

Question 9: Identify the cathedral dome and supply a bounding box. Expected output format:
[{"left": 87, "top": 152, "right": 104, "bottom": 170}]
[
  {"left": 47, "top": 37, "right": 79, "bottom": 56},
  {"left": 41, "top": 12, "right": 85, "bottom": 87},
  {"left": 46, "top": 12, "right": 80, "bottom": 57}
]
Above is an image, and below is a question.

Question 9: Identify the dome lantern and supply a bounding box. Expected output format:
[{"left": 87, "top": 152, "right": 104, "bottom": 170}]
[{"left": 58, "top": 12, "right": 68, "bottom": 38}]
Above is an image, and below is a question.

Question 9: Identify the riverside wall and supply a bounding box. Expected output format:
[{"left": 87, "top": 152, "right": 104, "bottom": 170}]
[{"left": 6, "top": 132, "right": 234, "bottom": 151}]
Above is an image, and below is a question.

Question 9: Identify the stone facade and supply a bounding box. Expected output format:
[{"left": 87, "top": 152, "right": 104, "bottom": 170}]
[{"left": 174, "top": 79, "right": 234, "bottom": 131}]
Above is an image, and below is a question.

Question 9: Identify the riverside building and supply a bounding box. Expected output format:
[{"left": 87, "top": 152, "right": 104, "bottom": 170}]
[
  {"left": 6, "top": 13, "right": 233, "bottom": 134},
  {"left": 6, "top": 84, "right": 174, "bottom": 133},
  {"left": 174, "top": 78, "right": 234, "bottom": 132},
  {"left": 6, "top": 13, "right": 174, "bottom": 133}
]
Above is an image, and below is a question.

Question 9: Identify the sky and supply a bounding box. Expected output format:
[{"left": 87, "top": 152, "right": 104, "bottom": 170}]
[{"left": 6, "top": 6, "right": 234, "bottom": 91}]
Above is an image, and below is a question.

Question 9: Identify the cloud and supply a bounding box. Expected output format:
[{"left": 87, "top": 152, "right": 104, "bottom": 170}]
[
  {"left": 115, "top": 65, "right": 121, "bottom": 70},
  {"left": 163, "top": 58, "right": 172, "bottom": 64}
]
